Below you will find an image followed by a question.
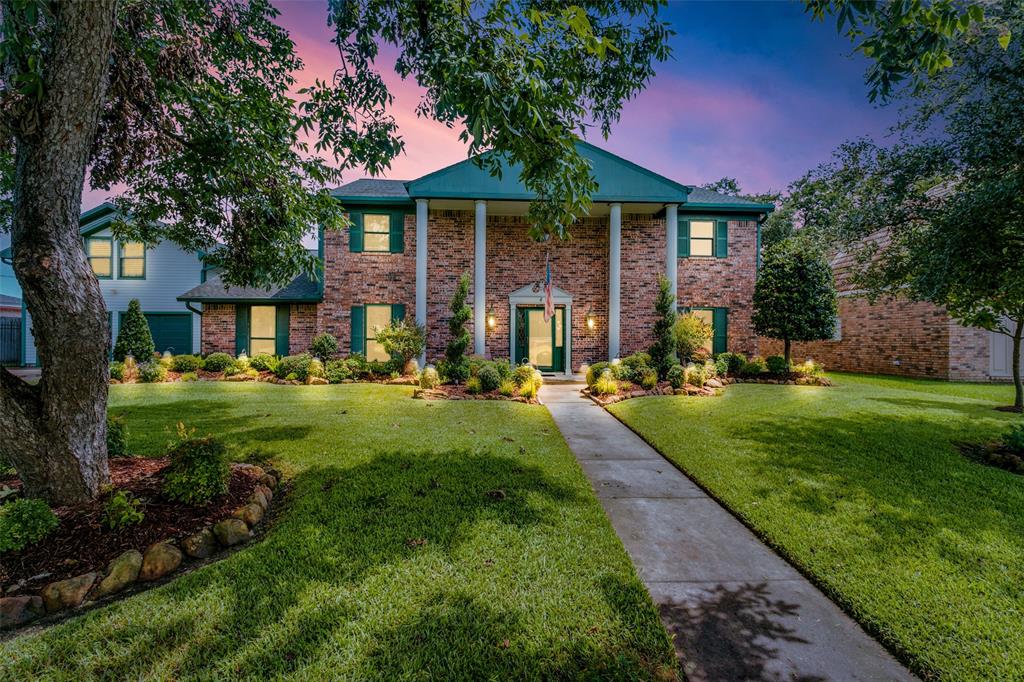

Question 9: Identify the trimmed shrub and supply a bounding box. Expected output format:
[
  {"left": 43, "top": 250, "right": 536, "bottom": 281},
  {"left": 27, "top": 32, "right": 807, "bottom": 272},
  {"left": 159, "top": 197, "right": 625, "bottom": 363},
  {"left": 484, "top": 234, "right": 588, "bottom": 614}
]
[
  {"left": 444, "top": 273, "right": 472, "bottom": 383},
  {"left": 203, "top": 352, "right": 234, "bottom": 373},
  {"left": 667, "top": 364, "right": 685, "bottom": 389},
  {"left": 109, "top": 361, "right": 125, "bottom": 381},
  {"left": 478, "top": 365, "right": 501, "bottom": 392},
  {"left": 0, "top": 498, "right": 59, "bottom": 554},
  {"left": 249, "top": 353, "right": 278, "bottom": 373},
  {"left": 673, "top": 313, "right": 713, "bottom": 362},
  {"left": 138, "top": 361, "right": 167, "bottom": 383},
  {"left": 310, "top": 333, "right": 339, "bottom": 362},
  {"left": 1004, "top": 423, "right": 1024, "bottom": 454},
  {"left": 586, "top": 361, "right": 610, "bottom": 387},
  {"left": 739, "top": 357, "right": 767, "bottom": 378},
  {"left": 513, "top": 363, "right": 537, "bottom": 388},
  {"left": 649, "top": 274, "right": 678, "bottom": 378},
  {"left": 113, "top": 299, "right": 155, "bottom": 362},
  {"left": 275, "top": 353, "right": 313, "bottom": 381},
  {"left": 765, "top": 355, "right": 790, "bottom": 375},
  {"left": 620, "top": 352, "right": 652, "bottom": 383},
  {"left": 171, "top": 355, "right": 203, "bottom": 373},
  {"left": 101, "top": 489, "right": 145, "bottom": 530},
  {"left": 640, "top": 367, "right": 658, "bottom": 390},
  {"left": 593, "top": 370, "right": 619, "bottom": 396},
  {"left": 181, "top": 372, "right": 198, "bottom": 382},
  {"left": 466, "top": 376, "right": 482, "bottom": 394},
  {"left": 419, "top": 366, "right": 440, "bottom": 389},
  {"left": 163, "top": 433, "right": 230, "bottom": 506},
  {"left": 107, "top": 415, "right": 129, "bottom": 458},
  {"left": 326, "top": 359, "right": 352, "bottom": 384},
  {"left": 685, "top": 363, "right": 707, "bottom": 387},
  {"left": 498, "top": 379, "right": 516, "bottom": 397},
  {"left": 717, "top": 352, "right": 747, "bottom": 376},
  {"left": 376, "top": 319, "right": 426, "bottom": 371}
]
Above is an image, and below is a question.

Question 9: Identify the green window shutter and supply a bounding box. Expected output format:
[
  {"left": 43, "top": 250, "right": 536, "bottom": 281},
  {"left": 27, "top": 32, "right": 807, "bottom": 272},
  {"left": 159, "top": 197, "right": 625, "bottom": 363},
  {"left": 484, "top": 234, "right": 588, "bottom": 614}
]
[
  {"left": 235, "top": 306, "right": 250, "bottom": 356},
  {"left": 350, "top": 305, "right": 365, "bottom": 355},
  {"left": 715, "top": 220, "right": 728, "bottom": 258},
  {"left": 275, "top": 305, "right": 290, "bottom": 356},
  {"left": 389, "top": 213, "right": 405, "bottom": 253},
  {"left": 349, "top": 213, "right": 364, "bottom": 253},
  {"left": 678, "top": 219, "right": 690, "bottom": 258},
  {"left": 712, "top": 307, "right": 728, "bottom": 355},
  {"left": 391, "top": 303, "right": 405, "bottom": 322}
]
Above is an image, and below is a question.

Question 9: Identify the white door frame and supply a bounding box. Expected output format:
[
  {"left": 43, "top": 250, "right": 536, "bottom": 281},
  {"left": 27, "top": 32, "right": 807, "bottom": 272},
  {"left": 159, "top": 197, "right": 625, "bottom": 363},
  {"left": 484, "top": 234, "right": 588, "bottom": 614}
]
[{"left": 508, "top": 282, "right": 573, "bottom": 376}]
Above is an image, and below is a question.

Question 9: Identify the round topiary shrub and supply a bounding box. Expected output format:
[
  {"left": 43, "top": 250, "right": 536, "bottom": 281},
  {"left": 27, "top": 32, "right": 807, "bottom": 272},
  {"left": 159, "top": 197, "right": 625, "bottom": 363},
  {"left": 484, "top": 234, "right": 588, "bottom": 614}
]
[
  {"left": 171, "top": 355, "right": 203, "bottom": 373},
  {"left": 419, "top": 366, "right": 440, "bottom": 389},
  {"left": 275, "top": 353, "right": 313, "bottom": 381},
  {"left": 249, "top": 353, "right": 278, "bottom": 373},
  {"left": 310, "top": 333, "right": 339, "bottom": 362},
  {"left": 739, "top": 358, "right": 766, "bottom": 378},
  {"left": 203, "top": 352, "right": 234, "bottom": 373},
  {"left": 765, "top": 355, "right": 789, "bottom": 375},
  {"left": 0, "top": 498, "right": 59, "bottom": 554},
  {"left": 163, "top": 435, "right": 230, "bottom": 506},
  {"left": 667, "top": 364, "right": 685, "bottom": 389},
  {"left": 478, "top": 365, "right": 501, "bottom": 392},
  {"left": 138, "top": 361, "right": 168, "bottom": 383},
  {"left": 514, "top": 363, "right": 537, "bottom": 388}
]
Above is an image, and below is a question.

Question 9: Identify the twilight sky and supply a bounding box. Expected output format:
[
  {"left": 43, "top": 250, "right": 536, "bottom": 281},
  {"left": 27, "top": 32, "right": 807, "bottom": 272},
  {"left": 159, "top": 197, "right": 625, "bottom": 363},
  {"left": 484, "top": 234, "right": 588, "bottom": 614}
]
[{"left": 76, "top": 0, "right": 900, "bottom": 214}]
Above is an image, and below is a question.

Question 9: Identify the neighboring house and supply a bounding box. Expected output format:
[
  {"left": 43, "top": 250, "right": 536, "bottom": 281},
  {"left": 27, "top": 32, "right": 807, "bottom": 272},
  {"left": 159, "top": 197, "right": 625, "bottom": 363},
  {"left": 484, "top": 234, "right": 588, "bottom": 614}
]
[
  {"left": 0, "top": 293, "right": 20, "bottom": 318},
  {"left": 2, "top": 202, "right": 206, "bottom": 365},
  {"left": 761, "top": 232, "right": 1019, "bottom": 381},
  {"left": 180, "top": 141, "right": 772, "bottom": 374}
]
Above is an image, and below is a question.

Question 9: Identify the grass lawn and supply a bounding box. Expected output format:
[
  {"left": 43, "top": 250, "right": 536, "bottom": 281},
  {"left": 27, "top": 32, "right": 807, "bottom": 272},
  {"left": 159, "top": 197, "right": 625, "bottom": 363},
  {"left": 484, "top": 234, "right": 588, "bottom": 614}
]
[
  {"left": 609, "top": 373, "right": 1024, "bottom": 681},
  {"left": 1, "top": 383, "right": 675, "bottom": 681}
]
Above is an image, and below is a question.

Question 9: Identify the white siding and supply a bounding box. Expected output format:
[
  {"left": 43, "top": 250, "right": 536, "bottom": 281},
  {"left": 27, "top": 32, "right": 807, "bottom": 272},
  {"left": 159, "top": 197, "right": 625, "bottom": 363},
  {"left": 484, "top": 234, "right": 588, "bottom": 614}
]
[
  {"left": 990, "top": 320, "right": 1022, "bottom": 379},
  {"left": 22, "top": 231, "right": 203, "bottom": 364}
]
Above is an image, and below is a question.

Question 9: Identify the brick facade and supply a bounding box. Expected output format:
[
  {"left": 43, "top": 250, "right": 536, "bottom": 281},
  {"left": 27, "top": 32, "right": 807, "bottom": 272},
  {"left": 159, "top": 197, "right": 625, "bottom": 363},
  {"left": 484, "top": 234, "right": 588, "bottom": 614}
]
[
  {"left": 289, "top": 304, "right": 318, "bottom": 355},
  {"left": 201, "top": 304, "right": 235, "bottom": 355}
]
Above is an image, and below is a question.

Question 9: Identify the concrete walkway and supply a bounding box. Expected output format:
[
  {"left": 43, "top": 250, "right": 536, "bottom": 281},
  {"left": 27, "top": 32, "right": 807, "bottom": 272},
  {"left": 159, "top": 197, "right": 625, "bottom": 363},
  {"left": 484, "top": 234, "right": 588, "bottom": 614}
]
[{"left": 542, "top": 384, "right": 914, "bottom": 682}]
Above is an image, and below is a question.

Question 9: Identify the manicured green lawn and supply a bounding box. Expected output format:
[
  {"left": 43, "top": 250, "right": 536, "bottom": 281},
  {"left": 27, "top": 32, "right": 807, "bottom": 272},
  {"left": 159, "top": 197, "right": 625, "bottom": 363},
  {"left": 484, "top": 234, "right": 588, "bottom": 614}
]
[
  {"left": 610, "top": 373, "right": 1024, "bottom": 681},
  {"left": 2, "top": 383, "right": 674, "bottom": 680}
]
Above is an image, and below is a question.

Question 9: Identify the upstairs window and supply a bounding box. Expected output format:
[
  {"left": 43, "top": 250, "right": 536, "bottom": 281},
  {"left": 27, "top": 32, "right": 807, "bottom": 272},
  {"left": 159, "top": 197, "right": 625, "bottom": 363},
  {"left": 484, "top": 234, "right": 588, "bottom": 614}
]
[
  {"left": 119, "top": 242, "right": 146, "bottom": 279},
  {"left": 679, "top": 219, "right": 728, "bottom": 258},
  {"left": 349, "top": 211, "right": 405, "bottom": 253},
  {"left": 363, "top": 214, "right": 391, "bottom": 252},
  {"left": 689, "top": 220, "right": 715, "bottom": 257},
  {"left": 86, "top": 237, "right": 113, "bottom": 278}
]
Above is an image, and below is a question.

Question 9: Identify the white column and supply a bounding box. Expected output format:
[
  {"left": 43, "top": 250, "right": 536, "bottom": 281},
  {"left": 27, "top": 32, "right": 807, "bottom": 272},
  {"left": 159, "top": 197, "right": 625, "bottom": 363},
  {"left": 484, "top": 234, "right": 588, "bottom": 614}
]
[
  {"left": 415, "top": 199, "right": 429, "bottom": 363},
  {"left": 665, "top": 203, "right": 678, "bottom": 311},
  {"left": 473, "top": 200, "right": 487, "bottom": 356},
  {"left": 608, "top": 202, "right": 622, "bottom": 360}
]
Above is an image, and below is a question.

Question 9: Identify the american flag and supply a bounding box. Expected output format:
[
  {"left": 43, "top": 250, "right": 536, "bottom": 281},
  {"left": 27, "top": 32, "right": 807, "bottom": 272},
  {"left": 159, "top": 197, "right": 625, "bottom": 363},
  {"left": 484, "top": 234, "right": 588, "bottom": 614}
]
[{"left": 543, "top": 256, "right": 554, "bottom": 322}]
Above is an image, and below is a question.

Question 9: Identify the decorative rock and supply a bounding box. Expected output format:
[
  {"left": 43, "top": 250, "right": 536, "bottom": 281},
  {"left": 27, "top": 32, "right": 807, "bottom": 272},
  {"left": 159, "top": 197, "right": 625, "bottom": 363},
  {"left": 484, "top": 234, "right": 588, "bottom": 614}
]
[
  {"left": 674, "top": 388, "right": 687, "bottom": 395},
  {"left": 181, "top": 528, "right": 218, "bottom": 559},
  {"left": 706, "top": 378, "right": 723, "bottom": 389},
  {"left": 139, "top": 542, "right": 183, "bottom": 582},
  {"left": 213, "top": 518, "right": 252, "bottom": 546},
  {"left": 41, "top": 572, "right": 98, "bottom": 613},
  {"left": 306, "top": 376, "right": 328, "bottom": 385},
  {"left": 265, "top": 467, "right": 282, "bottom": 481},
  {"left": 0, "top": 596, "right": 45, "bottom": 629},
  {"left": 92, "top": 550, "right": 143, "bottom": 598},
  {"left": 256, "top": 483, "right": 273, "bottom": 503},
  {"left": 249, "top": 489, "right": 269, "bottom": 511},
  {"left": 258, "top": 473, "right": 277, "bottom": 489},
  {"left": 233, "top": 502, "right": 264, "bottom": 527}
]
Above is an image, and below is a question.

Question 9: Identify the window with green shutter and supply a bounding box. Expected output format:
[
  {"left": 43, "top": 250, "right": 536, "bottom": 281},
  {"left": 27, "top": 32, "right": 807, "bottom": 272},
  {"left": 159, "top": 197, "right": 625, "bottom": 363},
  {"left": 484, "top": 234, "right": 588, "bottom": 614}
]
[
  {"left": 353, "top": 304, "right": 406, "bottom": 361},
  {"left": 684, "top": 306, "right": 728, "bottom": 355},
  {"left": 679, "top": 218, "right": 729, "bottom": 259},
  {"left": 349, "top": 211, "right": 406, "bottom": 254}
]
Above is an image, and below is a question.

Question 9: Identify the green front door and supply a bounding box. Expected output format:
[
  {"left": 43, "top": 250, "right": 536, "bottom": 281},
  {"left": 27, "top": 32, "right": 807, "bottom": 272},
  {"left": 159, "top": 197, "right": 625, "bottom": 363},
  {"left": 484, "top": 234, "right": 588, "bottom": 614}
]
[{"left": 515, "top": 306, "right": 565, "bottom": 372}]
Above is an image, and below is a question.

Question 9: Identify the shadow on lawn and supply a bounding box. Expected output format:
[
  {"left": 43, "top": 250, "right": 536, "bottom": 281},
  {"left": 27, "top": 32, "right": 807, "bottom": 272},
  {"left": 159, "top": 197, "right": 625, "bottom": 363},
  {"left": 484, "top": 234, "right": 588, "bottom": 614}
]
[
  {"left": 658, "top": 582, "right": 819, "bottom": 682},
  {"left": 6, "top": 450, "right": 670, "bottom": 680}
]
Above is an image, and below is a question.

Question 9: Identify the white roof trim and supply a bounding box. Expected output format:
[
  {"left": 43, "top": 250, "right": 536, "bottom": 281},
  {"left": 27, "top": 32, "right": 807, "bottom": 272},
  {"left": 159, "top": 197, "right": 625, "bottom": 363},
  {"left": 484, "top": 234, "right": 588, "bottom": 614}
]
[{"left": 508, "top": 282, "right": 573, "bottom": 304}]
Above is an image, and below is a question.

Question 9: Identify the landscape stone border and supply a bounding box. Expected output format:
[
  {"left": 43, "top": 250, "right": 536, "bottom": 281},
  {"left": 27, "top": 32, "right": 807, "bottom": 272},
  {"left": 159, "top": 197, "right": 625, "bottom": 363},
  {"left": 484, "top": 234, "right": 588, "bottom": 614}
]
[
  {"left": 584, "top": 374, "right": 832, "bottom": 407},
  {"left": 0, "top": 464, "right": 282, "bottom": 632}
]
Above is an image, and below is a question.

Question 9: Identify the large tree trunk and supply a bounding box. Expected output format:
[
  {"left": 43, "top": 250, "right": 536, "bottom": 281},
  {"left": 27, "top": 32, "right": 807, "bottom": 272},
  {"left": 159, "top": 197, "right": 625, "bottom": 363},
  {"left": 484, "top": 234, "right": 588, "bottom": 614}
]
[
  {"left": 1012, "top": 318, "right": 1023, "bottom": 413},
  {"left": 783, "top": 338, "right": 792, "bottom": 365},
  {"left": 0, "top": 1, "right": 118, "bottom": 504}
]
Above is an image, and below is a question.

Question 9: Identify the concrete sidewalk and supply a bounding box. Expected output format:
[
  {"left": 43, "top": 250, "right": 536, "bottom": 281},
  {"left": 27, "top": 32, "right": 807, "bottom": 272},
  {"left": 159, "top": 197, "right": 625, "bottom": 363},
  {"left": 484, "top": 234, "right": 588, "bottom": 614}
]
[{"left": 542, "top": 384, "right": 914, "bottom": 682}]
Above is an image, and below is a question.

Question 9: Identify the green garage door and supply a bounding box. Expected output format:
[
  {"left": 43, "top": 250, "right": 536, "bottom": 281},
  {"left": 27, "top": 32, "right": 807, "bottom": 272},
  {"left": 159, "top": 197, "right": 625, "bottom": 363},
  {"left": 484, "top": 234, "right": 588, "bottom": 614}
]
[{"left": 144, "top": 313, "right": 192, "bottom": 355}]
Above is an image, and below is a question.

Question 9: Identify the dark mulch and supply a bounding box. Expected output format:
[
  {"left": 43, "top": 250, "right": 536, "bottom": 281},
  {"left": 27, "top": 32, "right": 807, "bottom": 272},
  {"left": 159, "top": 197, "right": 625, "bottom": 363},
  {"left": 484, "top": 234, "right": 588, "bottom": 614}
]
[
  {"left": 956, "top": 441, "right": 1024, "bottom": 476},
  {"left": 417, "top": 384, "right": 536, "bottom": 403},
  {"left": 1, "top": 458, "right": 260, "bottom": 590}
]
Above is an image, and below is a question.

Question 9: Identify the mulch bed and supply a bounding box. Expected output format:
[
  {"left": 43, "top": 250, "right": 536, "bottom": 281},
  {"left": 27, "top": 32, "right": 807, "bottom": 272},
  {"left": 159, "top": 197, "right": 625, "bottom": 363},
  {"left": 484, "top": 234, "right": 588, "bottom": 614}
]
[
  {"left": 956, "top": 441, "right": 1024, "bottom": 476},
  {"left": 1, "top": 458, "right": 260, "bottom": 592},
  {"left": 414, "top": 385, "right": 538, "bottom": 403}
]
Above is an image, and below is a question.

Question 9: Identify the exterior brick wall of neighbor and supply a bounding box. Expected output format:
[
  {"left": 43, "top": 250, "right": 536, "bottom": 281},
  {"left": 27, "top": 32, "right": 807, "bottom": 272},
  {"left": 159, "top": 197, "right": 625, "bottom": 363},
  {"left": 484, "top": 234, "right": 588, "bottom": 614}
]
[
  {"left": 201, "top": 304, "right": 235, "bottom": 355},
  {"left": 760, "top": 295, "right": 953, "bottom": 378},
  {"left": 676, "top": 219, "right": 760, "bottom": 357},
  {"left": 619, "top": 215, "right": 665, "bottom": 357},
  {"left": 483, "top": 215, "right": 610, "bottom": 369},
  {"left": 289, "top": 304, "right": 318, "bottom": 355},
  {"left": 948, "top": 321, "right": 992, "bottom": 381},
  {"left": 317, "top": 214, "right": 417, "bottom": 354}
]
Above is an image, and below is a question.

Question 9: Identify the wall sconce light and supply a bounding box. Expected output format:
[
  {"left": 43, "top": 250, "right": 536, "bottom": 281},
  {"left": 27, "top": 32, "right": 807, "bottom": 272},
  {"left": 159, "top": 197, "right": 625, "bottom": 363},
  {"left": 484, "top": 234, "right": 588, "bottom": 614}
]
[
  {"left": 585, "top": 310, "right": 596, "bottom": 330},
  {"left": 486, "top": 308, "right": 496, "bottom": 330}
]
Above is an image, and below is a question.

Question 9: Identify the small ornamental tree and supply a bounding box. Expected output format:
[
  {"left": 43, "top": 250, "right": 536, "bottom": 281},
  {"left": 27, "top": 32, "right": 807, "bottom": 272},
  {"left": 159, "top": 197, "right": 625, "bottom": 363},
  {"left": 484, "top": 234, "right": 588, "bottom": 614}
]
[
  {"left": 752, "top": 239, "right": 838, "bottom": 364},
  {"left": 648, "top": 274, "right": 677, "bottom": 379},
  {"left": 673, "top": 313, "right": 712, "bottom": 363},
  {"left": 113, "top": 299, "right": 155, "bottom": 362},
  {"left": 376, "top": 318, "right": 426, "bottom": 373},
  {"left": 443, "top": 273, "right": 472, "bottom": 383}
]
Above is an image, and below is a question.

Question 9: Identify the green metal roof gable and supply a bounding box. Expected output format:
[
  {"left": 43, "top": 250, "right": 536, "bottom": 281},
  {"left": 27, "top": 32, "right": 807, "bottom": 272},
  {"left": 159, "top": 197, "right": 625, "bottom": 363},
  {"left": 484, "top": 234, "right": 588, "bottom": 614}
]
[{"left": 404, "top": 141, "right": 691, "bottom": 203}]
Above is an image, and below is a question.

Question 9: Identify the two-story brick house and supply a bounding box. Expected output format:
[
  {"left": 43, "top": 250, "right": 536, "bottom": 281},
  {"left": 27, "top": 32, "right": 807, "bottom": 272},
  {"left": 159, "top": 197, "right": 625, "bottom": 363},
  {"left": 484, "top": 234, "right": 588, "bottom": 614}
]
[{"left": 179, "top": 142, "right": 772, "bottom": 374}]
